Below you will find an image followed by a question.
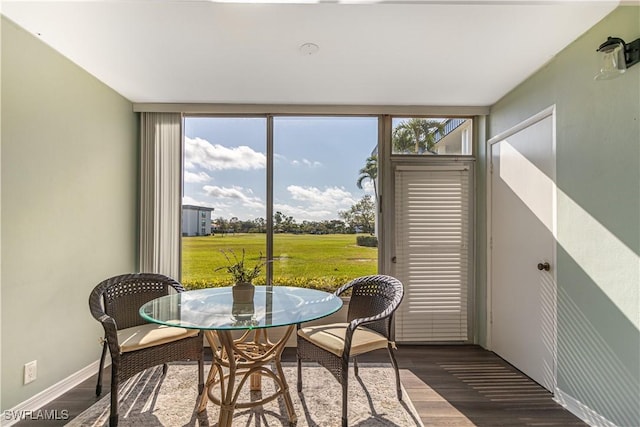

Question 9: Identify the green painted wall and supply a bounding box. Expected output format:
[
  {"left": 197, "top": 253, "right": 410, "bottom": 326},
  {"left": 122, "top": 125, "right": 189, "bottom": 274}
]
[
  {"left": 1, "top": 18, "right": 138, "bottom": 409},
  {"left": 484, "top": 6, "right": 639, "bottom": 425}
]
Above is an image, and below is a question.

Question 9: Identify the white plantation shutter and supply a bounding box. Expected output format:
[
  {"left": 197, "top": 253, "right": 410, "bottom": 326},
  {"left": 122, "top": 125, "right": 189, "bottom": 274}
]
[{"left": 394, "top": 166, "right": 471, "bottom": 342}]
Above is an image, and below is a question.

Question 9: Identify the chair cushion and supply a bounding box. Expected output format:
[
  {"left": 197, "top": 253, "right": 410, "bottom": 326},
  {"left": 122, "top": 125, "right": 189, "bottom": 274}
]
[
  {"left": 298, "top": 322, "right": 388, "bottom": 357},
  {"left": 117, "top": 323, "right": 199, "bottom": 353}
]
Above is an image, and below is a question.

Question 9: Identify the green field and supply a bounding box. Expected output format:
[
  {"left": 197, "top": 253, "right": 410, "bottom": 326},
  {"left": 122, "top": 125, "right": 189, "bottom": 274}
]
[{"left": 181, "top": 233, "right": 377, "bottom": 291}]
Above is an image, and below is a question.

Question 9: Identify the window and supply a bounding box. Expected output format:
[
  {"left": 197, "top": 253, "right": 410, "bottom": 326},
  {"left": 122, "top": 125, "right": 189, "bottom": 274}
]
[
  {"left": 181, "top": 117, "right": 267, "bottom": 287},
  {"left": 392, "top": 117, "right": 473, "bottom": 155},
  {"left": 143, "top": 109, "right": 476, "bottom": 343},
  {"left": 272, "top": 116, "right": 378, "bottom": 289},
  {"left": 181, "top": 115, "right": 378, "bottom": 291}
]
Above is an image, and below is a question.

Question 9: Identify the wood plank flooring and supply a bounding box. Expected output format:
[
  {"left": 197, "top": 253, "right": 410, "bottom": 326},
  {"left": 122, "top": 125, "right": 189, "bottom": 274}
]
[{"left": 13, "top": 345, "right": 587, "bottom": 426}]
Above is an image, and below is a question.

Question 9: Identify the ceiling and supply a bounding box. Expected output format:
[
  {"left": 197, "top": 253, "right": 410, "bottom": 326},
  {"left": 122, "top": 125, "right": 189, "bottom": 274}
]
[{"left": 2, "top": 1, "right": 618, "bottom": 107}]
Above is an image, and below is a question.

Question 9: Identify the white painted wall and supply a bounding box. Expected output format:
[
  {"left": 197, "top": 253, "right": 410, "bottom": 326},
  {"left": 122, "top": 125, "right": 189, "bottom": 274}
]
[{"left": 182, "top": 208, "right": 200, "bottom": 236}]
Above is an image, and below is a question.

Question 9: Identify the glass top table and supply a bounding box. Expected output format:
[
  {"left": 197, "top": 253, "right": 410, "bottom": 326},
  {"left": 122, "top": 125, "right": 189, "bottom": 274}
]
[
  {"left": 139, "top": 285, "right": 342, "bottom": 427},
  {"left": 139, "top": 285, "right": 343, "bottom": 330}
]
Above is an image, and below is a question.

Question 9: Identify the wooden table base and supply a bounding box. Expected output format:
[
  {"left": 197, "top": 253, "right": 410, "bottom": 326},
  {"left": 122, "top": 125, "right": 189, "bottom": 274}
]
[{"left": 198, "top": 326, "right": 297, "bottom": 427}]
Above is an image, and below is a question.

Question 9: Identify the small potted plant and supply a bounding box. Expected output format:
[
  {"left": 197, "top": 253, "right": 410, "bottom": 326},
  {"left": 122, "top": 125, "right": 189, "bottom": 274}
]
[{"left": 215, "top": 248, "right": 266, "bottom": 303}]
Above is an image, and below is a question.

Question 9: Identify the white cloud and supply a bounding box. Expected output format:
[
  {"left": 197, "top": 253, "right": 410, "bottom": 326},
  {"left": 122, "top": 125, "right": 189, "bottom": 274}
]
[
  {"left": 184, "top": 171, "right": 212, "bottom": 183},
  {"left": 287, "top": 185, "right": 356, "bottom": 210},
  {"left": 203, "top": 185, "right": 265, "bottom": 210},
  {"left": 184, "top": 136, "right": 266, "bottom": 171},
  {"left": 360, "top": 180, "right": 375, "bottom": 194},
  {"left": 274, "top": 203, "right": 333, "bottom": 220},
  {"left": 291, "top": 158, "right": 322, "bottom": 168}
]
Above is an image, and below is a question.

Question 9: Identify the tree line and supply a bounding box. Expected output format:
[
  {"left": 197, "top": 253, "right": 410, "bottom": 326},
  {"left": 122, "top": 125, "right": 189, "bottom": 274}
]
[{"left": 213, "top": 194, "right": 375, "bottom": 235}]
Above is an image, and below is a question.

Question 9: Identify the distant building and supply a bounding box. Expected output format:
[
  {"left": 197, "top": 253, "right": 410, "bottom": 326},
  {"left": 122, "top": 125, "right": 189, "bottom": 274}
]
[
  {"left": 182, "top": 205, "right": 214, "bottom": 236},
  {"left": 432, "top": 118, "right": 472, "bottom": 155}
]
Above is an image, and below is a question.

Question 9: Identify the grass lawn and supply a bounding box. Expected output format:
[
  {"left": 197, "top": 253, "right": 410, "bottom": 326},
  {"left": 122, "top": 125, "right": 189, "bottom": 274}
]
[{"left": 181, "top": 233, "right": 377, "bottom": 291}]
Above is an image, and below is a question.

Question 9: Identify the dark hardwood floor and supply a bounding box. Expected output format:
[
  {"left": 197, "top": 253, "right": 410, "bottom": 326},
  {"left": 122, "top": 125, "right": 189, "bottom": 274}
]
[{"left": 14, "top": 345, "right": 587, "bottom": 426}]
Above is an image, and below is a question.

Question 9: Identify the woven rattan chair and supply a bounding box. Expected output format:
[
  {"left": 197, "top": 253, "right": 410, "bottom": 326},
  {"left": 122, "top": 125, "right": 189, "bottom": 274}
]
[
  {"left": 89, "top": 273, "right": 204, "bottom": 427},
  {"left": 296, "top": 274, "right": 404, "bottom": 427}
]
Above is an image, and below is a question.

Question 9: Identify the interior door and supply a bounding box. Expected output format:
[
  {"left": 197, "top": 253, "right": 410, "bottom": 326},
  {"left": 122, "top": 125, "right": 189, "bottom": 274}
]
[{"left": 490, "top": 110, "right": 556, "bottom": 392}]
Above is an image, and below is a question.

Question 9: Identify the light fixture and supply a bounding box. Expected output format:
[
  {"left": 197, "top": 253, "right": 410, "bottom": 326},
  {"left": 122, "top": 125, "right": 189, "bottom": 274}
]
[
  {"left": 595, "top": 36, "right": 640, "bottom": 80},
  {"left": 299, "top": 42, "right": 319, "bottom": 56}
]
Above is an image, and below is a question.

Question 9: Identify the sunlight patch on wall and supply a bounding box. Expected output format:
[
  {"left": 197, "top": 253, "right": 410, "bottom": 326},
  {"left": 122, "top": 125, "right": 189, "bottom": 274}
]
[
  {"left": 499, "top": 140, "right": 554, "bottom": 233},
  {"left": 499, "top": 141, "right": 639, "bottom": 327},
  {"left": 557, "top": 287, "right": 640, "bottom": 426}
]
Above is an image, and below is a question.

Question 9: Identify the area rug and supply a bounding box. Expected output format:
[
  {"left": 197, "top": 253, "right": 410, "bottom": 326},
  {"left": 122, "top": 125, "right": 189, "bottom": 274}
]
[{"left": 67, "top": 362, "right": 423, "bottom": 426}]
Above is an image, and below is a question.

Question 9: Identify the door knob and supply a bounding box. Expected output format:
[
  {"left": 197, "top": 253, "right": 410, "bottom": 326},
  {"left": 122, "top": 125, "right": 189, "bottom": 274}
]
[{"left": 537, "top": 262, "right": 550, "bottom": 271}]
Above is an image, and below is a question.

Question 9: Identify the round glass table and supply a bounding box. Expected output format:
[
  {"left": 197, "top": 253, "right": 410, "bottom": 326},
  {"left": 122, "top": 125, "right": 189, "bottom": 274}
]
[{"left": 139, "top": 286, "right": 343, "bottom": 427}]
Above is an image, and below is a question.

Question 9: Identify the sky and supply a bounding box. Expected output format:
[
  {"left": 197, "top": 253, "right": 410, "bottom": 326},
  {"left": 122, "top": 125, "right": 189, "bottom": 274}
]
[{"left": 183, "top": 116, "right": 378, "bottom": 222}]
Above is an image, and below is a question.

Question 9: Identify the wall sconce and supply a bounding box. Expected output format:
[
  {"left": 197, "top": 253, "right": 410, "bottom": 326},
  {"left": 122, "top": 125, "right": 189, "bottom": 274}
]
[{"left": 595, "top": 36, "right": 640, "bottom": 80}]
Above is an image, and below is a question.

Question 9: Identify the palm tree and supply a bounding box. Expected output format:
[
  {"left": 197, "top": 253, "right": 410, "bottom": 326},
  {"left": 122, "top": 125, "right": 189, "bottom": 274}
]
[
  {"left": 356, "top": 154, "right": 378, "bottom": 201},
  {"left": 392, "top": 118, "right": 447, "bottom": 154}
]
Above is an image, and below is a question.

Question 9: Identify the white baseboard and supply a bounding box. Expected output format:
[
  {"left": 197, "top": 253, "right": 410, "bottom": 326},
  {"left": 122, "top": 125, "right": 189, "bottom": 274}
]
[
  {"left": 1, "top": 359, "right": 107, "bottom": 427},
  {"left": 554, "top": 388, "right": 618, "bottom": 427}
]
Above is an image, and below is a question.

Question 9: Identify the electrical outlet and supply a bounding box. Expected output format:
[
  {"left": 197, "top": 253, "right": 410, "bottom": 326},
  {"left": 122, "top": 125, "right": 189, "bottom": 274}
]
[{"left": 24, "top": 360, "right": 37, "bottom": 384}]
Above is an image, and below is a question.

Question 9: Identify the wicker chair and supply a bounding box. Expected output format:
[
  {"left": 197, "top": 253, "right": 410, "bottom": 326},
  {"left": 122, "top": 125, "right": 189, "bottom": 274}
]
[
  {"left": 89, "top": 273, "right": 204, "bottom": 427},
  {"left": 296, "top": 274, "right": 404, "bottom": 427}
]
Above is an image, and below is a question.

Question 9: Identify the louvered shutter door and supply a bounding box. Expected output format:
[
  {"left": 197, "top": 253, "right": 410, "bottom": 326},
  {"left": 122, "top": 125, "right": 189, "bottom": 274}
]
[{"left": 395, "top": 166, "right": 471, "bottom": 342}]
